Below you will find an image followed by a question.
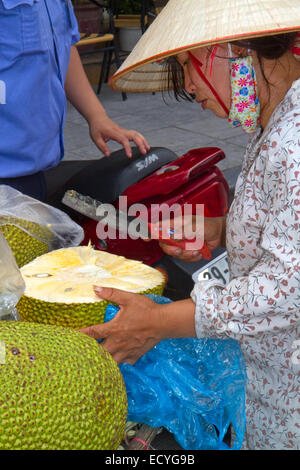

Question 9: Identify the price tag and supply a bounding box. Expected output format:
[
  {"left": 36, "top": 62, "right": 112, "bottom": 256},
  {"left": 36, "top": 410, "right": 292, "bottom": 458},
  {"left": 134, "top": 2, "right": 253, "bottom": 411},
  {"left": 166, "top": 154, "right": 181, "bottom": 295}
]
[{"left": 192, "top": 251, "right": 230, "bottom": 286}]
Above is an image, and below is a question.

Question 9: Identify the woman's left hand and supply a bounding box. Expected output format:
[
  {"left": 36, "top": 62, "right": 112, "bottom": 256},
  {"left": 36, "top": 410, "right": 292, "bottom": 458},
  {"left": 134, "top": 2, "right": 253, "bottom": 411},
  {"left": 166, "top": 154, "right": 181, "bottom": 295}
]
[
  {"left": 79, "top": 286, "right": 163, "bottom": 365},
  {"left": 89, "top": 115, "right": 150, "bottom": 158}
]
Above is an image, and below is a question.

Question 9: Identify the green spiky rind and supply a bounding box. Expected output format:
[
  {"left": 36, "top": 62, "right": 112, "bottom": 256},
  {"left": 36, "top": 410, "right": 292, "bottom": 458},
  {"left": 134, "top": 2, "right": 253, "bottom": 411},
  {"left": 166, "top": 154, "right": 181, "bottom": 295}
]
[
  {"left": 0, "top": 321, "right": 127, "bottom": 450},
  {"left": 142, "top": 284, "right": 164, "bottom": 297},
  {"left": 17, "top": 296, "right": 108, "bottom": 329},
  {"left": 17, "top": 283, "right": 165, "bottom": 329},
  {"left": 0, "top": 217, "right": 52, "bottom": 267},
  {"left": 0, "top": 216, "right": 53, "bottom": 242}
]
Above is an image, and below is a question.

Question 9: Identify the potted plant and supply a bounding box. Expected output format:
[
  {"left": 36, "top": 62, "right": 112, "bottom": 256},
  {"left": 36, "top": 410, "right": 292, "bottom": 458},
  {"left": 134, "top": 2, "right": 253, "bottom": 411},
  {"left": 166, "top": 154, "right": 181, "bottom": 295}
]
[
  {"left": 72, "top": 0, "right": 107, "bottom": 34},
  {"left": 115, "top": 0, "right": 142, "bottom": 15},
  {"left": 114, "top": 0, "right": 153, "bottom": 51}
]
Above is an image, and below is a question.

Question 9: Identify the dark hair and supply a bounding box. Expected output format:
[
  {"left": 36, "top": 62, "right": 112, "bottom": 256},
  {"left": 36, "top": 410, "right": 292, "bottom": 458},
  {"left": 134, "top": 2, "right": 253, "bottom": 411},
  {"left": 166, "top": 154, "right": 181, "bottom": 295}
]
[
  {"left": 166, "top": 32, "right": 298, "bottom": 101},
  {"left": 235, "top": 33, "right": 298, "bottom": 60},
  {"left": 166, "top": 56, "right": 194, "bottom": 102}
]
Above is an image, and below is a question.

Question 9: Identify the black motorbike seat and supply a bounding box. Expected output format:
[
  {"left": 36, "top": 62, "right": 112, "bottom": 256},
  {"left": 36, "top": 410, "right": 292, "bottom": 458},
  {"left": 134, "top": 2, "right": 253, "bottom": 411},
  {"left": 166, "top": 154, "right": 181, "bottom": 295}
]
[{"left": 45, "top": 147, "right": 178, "bottom": 209}]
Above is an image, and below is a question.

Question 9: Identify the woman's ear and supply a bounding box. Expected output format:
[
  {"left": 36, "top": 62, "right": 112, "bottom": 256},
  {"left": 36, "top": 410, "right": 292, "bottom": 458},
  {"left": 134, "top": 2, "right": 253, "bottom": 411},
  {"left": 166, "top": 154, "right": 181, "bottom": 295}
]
[{"left": 230, "top": 45, "right": 249, "bottom": 58}]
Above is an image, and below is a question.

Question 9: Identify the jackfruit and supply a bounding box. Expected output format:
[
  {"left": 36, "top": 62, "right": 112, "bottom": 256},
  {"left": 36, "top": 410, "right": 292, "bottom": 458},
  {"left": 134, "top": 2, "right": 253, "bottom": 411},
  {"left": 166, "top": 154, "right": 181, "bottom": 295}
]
[
  {"left": 17, "top": 245, "right": 166, "bottom": 329},
  {"left": 0, "top": 321, "right": 127, "bottom": 450},
  {"left": 0, "top": 216, "right": 52, "bottom": 268}
]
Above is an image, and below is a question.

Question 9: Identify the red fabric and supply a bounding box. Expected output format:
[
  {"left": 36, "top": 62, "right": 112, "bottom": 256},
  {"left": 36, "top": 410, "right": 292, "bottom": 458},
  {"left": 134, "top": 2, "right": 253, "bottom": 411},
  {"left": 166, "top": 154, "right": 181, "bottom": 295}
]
[{"left": 291, "top": 32, "right": 300, "bottom": 56}]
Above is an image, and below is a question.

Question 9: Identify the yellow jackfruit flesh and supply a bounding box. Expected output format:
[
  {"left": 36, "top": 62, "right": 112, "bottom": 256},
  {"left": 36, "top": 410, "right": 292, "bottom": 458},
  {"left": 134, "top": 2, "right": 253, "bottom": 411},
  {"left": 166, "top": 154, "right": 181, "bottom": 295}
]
[
  {"left": 0, "top": 216, "right": 52, "bottom": 268},
  {"left": 0, "top": 321, "right": 127, "bottom": 450},
  {"left": 17, "top": 246, "right": 166, "bottom": 329}
]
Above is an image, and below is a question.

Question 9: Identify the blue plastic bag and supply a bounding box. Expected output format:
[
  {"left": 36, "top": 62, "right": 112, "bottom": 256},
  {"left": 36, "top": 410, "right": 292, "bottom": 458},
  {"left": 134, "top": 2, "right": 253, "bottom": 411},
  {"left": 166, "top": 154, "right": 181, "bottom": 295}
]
[{"left": 104, "top": 295, "right": 247, "bottom": 450}]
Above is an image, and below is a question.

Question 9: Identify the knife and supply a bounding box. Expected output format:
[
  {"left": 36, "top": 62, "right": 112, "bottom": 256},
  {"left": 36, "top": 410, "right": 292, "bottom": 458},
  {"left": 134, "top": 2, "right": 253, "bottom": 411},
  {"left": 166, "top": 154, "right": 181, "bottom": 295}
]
[{"left": 62, "top": 190, "right": 211, "bottom": 259}]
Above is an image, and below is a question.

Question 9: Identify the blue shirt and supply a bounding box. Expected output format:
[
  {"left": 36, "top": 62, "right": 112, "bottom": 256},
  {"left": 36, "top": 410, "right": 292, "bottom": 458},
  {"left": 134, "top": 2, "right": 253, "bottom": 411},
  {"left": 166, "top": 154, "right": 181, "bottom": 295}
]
[{"left": 0, "top": 0, "right": 80, "bottom": 177}]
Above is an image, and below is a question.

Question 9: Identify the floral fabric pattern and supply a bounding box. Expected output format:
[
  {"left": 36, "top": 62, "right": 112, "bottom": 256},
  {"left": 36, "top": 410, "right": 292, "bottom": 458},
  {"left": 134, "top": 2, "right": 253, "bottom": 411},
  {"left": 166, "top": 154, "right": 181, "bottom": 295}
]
[
  {"left": 228, "top": 56, "right": 260, "bottom": 133},
  {"left": 191, "top": 79, "right": 300, "bottom": 450}
]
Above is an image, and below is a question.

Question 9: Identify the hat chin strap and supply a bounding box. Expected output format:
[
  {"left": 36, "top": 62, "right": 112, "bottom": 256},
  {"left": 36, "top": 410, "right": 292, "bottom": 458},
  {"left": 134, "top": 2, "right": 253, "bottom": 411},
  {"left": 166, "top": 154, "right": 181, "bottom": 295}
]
[{"left": 187, "top": 51, "right": 230, "bottom": 115}]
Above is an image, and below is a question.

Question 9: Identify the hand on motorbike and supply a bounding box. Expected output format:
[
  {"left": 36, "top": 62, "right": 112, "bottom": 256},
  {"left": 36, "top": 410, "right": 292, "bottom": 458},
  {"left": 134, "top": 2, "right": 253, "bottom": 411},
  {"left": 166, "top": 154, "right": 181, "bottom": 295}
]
[
  {"left": 65, "top": 47, "right": 150, "bottom": 159},
  {"left": 89, "top": 115, "right": 150, "bottom": 158},
  {"left": 78, "top": 286, "right": 164, "bottom": 365},
  {"left": 156, "top": 215, "right": 227, "bottom": 262}
]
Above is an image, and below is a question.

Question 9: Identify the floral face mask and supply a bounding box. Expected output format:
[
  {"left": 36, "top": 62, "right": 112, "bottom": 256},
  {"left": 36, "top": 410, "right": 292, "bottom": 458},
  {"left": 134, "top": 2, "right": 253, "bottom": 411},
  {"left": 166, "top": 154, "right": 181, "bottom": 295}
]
[{"left": 228, "top": 52, "right": 261, "bottom": 133}]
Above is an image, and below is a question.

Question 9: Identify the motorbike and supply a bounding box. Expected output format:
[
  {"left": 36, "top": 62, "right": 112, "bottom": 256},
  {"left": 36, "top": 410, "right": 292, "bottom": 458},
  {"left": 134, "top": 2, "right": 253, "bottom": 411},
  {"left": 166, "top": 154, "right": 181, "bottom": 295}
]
[
  {"left": 45, "top": 146, "right": 237, "bottom": 299},
  {"left": 45, "top": 146, "right": 239, "bottom": 450}
]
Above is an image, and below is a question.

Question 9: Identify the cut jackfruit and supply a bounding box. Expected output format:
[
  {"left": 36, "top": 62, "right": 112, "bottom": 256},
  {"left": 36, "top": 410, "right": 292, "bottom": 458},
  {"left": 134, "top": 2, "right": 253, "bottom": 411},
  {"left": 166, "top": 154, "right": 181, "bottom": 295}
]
[
  {"left": 0, "top": 321, "right": 127, "bottom": 450},
  {"left": 17, "top": 246, "right": 166, "bottom": 329},
  {"left": 0, "top": 216, "right": 52, "bottom": 267}
]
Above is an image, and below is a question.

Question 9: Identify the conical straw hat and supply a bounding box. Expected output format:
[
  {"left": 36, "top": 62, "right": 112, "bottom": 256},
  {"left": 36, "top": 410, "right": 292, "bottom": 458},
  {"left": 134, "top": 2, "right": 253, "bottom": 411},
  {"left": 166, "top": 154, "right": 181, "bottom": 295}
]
[{"left": 110, "top": 0, "right": 300, "bottom": 93}]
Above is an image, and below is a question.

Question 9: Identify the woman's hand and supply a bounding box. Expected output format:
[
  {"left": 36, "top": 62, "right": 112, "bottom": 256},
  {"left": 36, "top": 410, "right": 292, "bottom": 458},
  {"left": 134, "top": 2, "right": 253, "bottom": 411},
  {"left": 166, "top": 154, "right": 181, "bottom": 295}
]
[
  {"left": 89, "top": 115, "right": 150, "bottom": 158},
  {"left": 158, "top": 215, "right": 226, "bottom": 262},
  {"left": 65, "top": 46, "right": 150, "bottom": 159},
  {"left": 79, "top": 286, "right": 164, "bottom": 365}
]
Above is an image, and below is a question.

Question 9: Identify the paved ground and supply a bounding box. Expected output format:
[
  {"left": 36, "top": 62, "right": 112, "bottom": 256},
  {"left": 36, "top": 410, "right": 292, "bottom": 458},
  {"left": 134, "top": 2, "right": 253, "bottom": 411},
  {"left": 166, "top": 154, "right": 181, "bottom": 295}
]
[{"left": 64, "top": 83, "right": 250, "bottom": 173}]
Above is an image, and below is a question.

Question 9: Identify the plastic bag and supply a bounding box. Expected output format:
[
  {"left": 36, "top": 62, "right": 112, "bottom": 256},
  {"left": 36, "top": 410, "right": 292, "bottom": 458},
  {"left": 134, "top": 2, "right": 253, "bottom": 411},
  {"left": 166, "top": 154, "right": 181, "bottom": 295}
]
[
  {"left": 0, "top": 233, "right": 24, "bottom": 321},
  {"left": 0, "top": 185, "right": 84, "bottom": 249},
  {"left": 104, "top": 295, "right": 247, "bottom": 450}
]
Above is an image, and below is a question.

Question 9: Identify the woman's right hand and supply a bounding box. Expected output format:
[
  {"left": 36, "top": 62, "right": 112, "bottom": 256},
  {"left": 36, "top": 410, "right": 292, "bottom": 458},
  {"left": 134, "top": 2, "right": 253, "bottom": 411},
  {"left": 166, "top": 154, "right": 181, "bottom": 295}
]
[{"left": 158, "top": 215, "right": 226, "bottom": 262}]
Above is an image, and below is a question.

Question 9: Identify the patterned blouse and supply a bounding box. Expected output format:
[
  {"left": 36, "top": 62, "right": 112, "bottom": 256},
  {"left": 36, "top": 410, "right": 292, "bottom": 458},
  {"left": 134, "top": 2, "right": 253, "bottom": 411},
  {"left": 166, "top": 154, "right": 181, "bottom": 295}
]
[{"left": 191, "top": 79, "right": 300, "bottom": 450}]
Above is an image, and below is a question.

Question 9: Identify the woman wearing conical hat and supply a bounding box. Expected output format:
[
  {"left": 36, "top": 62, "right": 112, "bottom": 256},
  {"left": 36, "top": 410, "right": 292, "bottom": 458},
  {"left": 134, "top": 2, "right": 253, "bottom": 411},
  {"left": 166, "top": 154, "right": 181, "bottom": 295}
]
[{"left": 81, "top": 0, "right": 300, "bottom": 450}]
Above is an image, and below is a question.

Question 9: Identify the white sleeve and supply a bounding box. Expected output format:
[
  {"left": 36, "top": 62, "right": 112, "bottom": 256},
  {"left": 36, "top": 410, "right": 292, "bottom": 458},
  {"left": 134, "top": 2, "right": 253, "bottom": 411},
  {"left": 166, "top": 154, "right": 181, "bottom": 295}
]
[{"left": 191, "top": 142, "right": 300, "bottom": 339}]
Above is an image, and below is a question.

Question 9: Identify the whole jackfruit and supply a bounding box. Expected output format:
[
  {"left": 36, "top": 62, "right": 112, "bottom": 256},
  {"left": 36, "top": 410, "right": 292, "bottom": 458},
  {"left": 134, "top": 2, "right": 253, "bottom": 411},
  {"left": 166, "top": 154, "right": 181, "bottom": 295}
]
[
  {"left": 0, "top": 216, "right": 52, "bottom": 268},
  {"left": 17, "top": 245, "right": 166, "bottom": 329},
  {"left": 0, "top": 321, "right": 127, "bottom": 450}
]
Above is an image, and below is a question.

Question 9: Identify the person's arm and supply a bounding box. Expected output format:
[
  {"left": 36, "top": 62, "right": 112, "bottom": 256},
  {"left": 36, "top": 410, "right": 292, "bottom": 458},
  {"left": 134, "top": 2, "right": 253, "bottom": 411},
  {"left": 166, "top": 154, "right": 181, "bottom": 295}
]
[
  {"left": 64, "top": 46, "right": 150, "bottom": 158},
  {"left": 192, "top": 142, "right": 300, "bottom": 340},
  {"left": 79, "top": 286, "right": 196, "bottom": 365}
]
